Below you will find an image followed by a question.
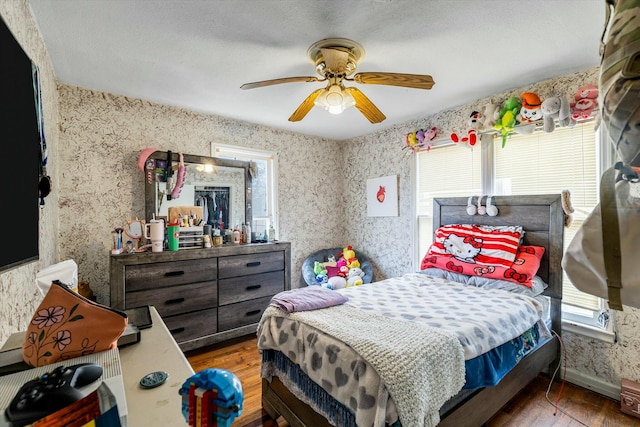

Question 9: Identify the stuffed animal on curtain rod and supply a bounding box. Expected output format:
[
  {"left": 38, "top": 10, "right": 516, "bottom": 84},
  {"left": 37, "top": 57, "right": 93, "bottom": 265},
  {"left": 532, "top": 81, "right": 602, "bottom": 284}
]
[{"left": 451, "top": 111, "right": 482, "bottom": 147}]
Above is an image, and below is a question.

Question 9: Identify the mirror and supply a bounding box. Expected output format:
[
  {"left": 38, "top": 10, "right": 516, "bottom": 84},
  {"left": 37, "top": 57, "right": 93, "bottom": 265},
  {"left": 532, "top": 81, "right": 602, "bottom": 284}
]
[
  {"left": 145, "top": 151, "right": 252, "bottom": 232},
  {"left": 124, "top": 218, "right": 146, "bottom": 252}
]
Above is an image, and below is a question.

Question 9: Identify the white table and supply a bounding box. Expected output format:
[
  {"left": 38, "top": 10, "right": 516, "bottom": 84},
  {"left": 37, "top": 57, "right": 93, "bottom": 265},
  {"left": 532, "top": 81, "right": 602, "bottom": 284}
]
[{"left": 1, "top": 307, "right": 194, "bottom": 426}]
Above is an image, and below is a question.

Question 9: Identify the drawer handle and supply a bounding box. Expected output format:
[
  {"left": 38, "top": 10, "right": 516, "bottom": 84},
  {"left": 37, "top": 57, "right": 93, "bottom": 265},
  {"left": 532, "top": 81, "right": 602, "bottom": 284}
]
[
  {"left": 246, "top": 284, "right": 262, "bottom": 291},
  {"left": 246, "top": 261, "right": 261, "bottom": 268},
  {"left": 246, "top": 309, "right": 261, "bottom": 317},
  {"left": 170, "top": 327, "right": 185, "bottom": 334},
  {"left": 165, "top": 270, "right": 185, "bottom": 277},
  {"left": 165, "top": 297, "right": 185, "bottom": 305}
]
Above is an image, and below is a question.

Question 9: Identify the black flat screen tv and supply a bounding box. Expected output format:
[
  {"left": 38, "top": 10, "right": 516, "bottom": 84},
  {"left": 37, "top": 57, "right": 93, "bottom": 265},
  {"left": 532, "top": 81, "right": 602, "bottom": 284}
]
[{"left": 1, "top": 15, "right": 40, "bottom": 272}]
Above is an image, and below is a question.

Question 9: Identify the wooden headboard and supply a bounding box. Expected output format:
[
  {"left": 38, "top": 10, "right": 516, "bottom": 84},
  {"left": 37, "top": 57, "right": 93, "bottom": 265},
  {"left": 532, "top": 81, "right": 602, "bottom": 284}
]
[{"left": 433, "top": 194, "right": 564, "bottom": 333}]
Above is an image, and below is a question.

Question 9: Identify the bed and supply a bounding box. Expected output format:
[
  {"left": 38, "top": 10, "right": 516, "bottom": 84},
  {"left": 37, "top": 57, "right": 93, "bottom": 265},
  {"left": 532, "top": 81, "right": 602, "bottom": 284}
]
[{"left": 258, "top": 195, "right": 564, "bottom": 427}]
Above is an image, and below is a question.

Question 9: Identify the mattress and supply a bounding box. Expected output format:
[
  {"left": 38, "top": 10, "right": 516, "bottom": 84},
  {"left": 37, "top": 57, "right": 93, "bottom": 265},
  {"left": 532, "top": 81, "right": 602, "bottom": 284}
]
[{"left": 258, "top": 272, "right": 550, "bottom": 427}]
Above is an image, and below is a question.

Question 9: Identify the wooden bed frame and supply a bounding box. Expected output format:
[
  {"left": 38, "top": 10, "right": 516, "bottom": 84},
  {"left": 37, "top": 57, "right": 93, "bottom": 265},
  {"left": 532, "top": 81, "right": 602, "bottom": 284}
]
[{"left": 262, "top": 194, "right": 564, "bottom": 427}]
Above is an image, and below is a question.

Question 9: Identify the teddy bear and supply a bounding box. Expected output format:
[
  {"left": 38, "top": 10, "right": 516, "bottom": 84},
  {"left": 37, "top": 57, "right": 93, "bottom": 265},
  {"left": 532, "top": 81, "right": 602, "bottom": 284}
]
[
  {"left": 494, "top": 96, "right": 522, "bottom": 147},
  {"left": 451, "top": 111, "right": 482, "bottom": 147},
  {"left": 541, "top": 95, "right": 574, "bottom": 133},
  {"left": 570, "top": 84, "right": 598, "bottom": 120},
  {"left": 479, "top": 98, "right": 499, "bottom": 130}
]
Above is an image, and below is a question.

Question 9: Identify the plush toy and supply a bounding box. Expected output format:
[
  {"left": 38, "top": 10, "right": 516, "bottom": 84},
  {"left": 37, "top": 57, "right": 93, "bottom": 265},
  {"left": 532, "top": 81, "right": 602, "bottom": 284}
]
[
  {"left": 570, "top": 85, "right": 598, "bottom": 120},
  {"left": 316, "top": 273, "right": 328, "bottom": 285},
  {"left": 339, "top": 245, "right": 360, "bottom": 270},
  {"left": 451, "top": 111, "right": 482, "bottom": 147},
  {"left": 479, "top": 98, "right": 500, "bottom": 130},
  {"left": 405, "top": 127, "right": 437, "bottom": 154},
  {"left": 328, "top": 276, "right": 347, "bottom": 290},
  {"left": 541, "top": 95, "right": 573, "bottom": 133},
  {"left": 494, "top": 96, "right": 522, "bottom": 147},
  {"left": 417, "top": 127, "right": 438, "bottom": 151},
  {"left": 314, "top": 261, "right": 327, "bottom": 277},
  {"left": 346, "top": 267, "right": 365, "bottom": 287},
  {"left": 518, "top": 92, "right": 543, "bottom": 123}
]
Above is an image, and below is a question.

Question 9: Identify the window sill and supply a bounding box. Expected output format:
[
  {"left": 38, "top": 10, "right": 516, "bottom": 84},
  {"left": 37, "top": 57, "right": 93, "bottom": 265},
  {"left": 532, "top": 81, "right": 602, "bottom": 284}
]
[{"left": 562, "top": 319, "right": 616, "bottom": 343}]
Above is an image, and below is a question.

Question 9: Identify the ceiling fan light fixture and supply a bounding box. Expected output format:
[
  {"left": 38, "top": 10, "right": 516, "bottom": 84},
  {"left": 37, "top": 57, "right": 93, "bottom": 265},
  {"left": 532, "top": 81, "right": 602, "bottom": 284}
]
[{"left": 314, "top": 84, "right": 355, "bottom": 115}]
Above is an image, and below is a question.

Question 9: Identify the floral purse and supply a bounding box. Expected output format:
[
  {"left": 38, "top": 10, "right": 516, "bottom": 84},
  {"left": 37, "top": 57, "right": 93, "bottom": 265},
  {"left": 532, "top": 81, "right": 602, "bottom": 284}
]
[{"left": 22, "top": 281, "right": 128, "bottom": 367}]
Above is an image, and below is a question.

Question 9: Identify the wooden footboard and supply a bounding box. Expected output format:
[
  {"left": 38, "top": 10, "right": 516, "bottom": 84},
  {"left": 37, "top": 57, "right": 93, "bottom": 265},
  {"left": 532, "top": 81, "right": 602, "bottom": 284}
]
[{"left": 262, "top": 336, "right": 559, "bottom": 427}]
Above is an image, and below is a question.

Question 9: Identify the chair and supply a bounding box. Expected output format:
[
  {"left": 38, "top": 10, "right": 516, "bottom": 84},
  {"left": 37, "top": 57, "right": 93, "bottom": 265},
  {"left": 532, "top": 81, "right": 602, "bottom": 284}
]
[{"left": 301, "top": 247, "right": 374, "bottom": 287}]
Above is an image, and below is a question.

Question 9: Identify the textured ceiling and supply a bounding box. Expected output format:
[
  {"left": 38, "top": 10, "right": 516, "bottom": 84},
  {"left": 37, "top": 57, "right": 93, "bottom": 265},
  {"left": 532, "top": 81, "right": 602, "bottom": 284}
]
[{"left": 27, "top": 0, "right": 606, "bottom": 141}]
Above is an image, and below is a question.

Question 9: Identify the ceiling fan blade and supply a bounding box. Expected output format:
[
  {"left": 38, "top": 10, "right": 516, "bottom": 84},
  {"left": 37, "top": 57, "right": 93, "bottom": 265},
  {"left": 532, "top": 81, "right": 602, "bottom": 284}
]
[
  {"left": 319, "top": 47, "right": 350, "bottom": 73},
  {"left": 240, "top": 76, "right": 320, "bottom": 90},
  {"left": 344, "top": 87, "right": 386, "bottom": 124},
  {"left": 288, "top": 88, "right": 324, "bottom": 122},
  {"left": 352, "top": 72, "right": 435, "bottom": 90}
]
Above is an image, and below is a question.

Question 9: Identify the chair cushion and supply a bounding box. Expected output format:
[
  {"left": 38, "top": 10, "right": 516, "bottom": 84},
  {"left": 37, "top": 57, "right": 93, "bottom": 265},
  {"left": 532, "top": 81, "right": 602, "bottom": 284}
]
[{"left": 302, "top": 247, "right": 374, "bottom": 286}]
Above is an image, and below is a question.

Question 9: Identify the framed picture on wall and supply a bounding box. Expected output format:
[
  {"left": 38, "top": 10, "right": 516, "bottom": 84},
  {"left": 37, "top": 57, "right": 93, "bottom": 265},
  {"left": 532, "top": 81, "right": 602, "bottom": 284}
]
[{"left": 366, "top": 175, "right": 398, "bottom": 217}]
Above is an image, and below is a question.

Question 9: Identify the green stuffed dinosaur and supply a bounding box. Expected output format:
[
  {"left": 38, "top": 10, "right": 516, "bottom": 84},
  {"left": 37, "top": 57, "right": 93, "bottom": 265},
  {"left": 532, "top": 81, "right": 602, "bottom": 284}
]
[{"left": 494, "top": 96, "right": 522, "bottom": 147}]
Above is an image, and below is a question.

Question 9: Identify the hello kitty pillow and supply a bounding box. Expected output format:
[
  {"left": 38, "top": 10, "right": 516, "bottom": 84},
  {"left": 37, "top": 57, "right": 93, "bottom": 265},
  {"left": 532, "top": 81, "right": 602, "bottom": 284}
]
[
  {"left": 427, "top": 224, "right": 524, "bottom": 268},
  {"left": 420, "top": 245, "right": 545, "bottom": 288}
]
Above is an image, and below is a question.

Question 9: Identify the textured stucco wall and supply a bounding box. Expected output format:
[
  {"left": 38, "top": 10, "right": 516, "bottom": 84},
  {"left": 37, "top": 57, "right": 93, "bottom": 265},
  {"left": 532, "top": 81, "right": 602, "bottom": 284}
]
[
  {"left": 56, "top": 85, "right": 344, "bottom": 303},
  {"left": 0, "top": 0, "right": 60, "bottom": 345},
  {"left": 1, "top": 0, "right": 637, "bottom": 394}
]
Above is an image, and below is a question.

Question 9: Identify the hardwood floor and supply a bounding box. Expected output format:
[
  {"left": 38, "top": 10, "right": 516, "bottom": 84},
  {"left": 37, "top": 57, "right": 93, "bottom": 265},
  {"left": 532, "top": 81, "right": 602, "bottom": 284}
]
[{"left": 185, "top": 334, "right": 639, "bottom": 427}]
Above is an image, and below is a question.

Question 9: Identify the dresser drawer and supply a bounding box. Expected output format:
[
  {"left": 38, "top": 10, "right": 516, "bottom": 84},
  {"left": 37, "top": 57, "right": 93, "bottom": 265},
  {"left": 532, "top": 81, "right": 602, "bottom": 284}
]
[
  {"left": 162, "top": 308, "right": 218, "bottom": 343},
  {"left": 125, "top": 280, "right": 218, "bottom": 317},
  {"left": 218, "top": 271, "right": 284, "bottom": 305},
  {"left": 125, "top": 259, "right": 217, "bottom": 291},
  {"left": 218, "top": 296, "right": 272, "bottom": 331},
  {"left": 218, "top": 252, "right": 284, "bottom": 279}
]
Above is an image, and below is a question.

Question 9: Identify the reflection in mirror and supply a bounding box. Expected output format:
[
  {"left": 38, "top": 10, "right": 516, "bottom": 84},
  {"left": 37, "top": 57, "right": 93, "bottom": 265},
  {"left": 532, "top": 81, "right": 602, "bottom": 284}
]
[
  {"left": 124, "top": 218, "right": 145, "bottom": 252},
  {"left": 144, "top": 152, "right": 252, "bottom": 233},
  {"left": 157, "top": 164, "right": 245, "bottom": 229}
]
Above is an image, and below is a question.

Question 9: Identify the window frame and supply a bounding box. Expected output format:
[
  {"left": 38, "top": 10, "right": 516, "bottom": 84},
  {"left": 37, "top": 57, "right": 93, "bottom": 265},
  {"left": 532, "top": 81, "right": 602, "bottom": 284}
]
[
  {"left": 414, "top": 121, "right": 616, "bottom": 341},
  {"left": 212, "top": 143, "right": 279, "bottom": 240}
]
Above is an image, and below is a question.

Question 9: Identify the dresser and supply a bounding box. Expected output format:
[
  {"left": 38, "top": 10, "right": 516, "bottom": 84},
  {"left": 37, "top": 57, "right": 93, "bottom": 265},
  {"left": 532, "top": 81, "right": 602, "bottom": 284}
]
[{"left": 109, "top": 242, "right": 291, "bottom": 351}]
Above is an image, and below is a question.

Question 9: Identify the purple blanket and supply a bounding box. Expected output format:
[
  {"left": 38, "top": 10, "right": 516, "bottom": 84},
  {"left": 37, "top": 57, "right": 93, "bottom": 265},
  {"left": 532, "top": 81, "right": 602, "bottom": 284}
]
[{"left": 269, "top": 286, "right": 348, "bottom": 313}]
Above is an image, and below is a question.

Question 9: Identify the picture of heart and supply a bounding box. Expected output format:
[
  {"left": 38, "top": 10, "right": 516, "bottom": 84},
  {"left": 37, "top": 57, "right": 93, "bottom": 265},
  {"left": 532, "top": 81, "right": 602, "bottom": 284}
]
[
  {"left": 377, "top": 185, "right": 386, "bottom": 203},
  {"left": 367, "top": 175, "right": 398, "bottom": 217}
]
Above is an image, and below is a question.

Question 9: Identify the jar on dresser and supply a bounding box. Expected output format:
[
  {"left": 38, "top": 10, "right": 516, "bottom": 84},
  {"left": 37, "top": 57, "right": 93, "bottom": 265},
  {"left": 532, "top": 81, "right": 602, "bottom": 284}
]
[{"left": 109, "top": 242, "right": 291, "bottom": 351}]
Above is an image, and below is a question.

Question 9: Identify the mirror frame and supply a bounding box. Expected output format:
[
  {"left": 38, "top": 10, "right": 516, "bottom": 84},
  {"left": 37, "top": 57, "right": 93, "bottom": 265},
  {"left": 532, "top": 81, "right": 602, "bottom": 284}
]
[{"left": 144, "top": 151, "right": 252, "bottom": 228}]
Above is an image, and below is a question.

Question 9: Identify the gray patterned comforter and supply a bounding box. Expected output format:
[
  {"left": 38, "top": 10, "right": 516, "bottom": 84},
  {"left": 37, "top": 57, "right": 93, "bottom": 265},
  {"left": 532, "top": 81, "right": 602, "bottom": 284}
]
[{"left": 258, "top": 272, "right": 549, "bottom": 427}]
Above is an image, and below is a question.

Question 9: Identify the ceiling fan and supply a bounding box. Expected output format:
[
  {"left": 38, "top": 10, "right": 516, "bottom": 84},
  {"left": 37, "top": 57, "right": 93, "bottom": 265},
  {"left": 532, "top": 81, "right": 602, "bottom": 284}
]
[{"left": 240, "top": 38, "right": 435, "bottom": 124}]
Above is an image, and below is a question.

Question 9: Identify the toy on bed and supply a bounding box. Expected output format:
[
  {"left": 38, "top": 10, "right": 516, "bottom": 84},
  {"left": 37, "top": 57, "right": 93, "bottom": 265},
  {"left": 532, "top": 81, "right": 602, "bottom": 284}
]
[
  {"left": 541, "top": 95, "right": 574, "bottom": 132},
  {"left": 451, "top": 111, "right": 482, "bottom": 147},
  {"left": 494, "top": 96, "right": 522, "bottom": 147},
  {"left": 570, "top": 84, "right": 598, "bottom": 120}
]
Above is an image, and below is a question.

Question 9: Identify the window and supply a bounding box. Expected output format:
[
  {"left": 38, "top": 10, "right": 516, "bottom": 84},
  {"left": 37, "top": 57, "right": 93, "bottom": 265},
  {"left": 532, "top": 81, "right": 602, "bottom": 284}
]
[
  {"left": 416, "top": 120, "right": 614, "bottom": 338},
  {"left": 212, "top": 144, "right": 278, "bottom": 240}
]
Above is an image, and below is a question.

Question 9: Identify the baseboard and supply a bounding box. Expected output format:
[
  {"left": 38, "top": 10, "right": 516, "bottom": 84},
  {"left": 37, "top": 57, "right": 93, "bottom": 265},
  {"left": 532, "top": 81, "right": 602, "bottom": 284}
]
[{"left": 564, "top": 367, "right": 620, "bottom": 401}]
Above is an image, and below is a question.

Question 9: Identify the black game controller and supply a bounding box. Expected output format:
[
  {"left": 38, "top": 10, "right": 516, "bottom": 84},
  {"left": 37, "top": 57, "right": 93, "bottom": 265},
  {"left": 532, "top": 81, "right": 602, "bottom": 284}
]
[{"left": 4, "top": 363, "right": 103, "bottom": 427}]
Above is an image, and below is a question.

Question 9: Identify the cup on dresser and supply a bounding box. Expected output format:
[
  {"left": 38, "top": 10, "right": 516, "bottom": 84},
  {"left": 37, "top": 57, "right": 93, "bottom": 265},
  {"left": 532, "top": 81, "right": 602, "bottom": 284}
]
[
  {"left": 167, "top": 224, "right": 180, "bottom": 251},
  {"left": 144, "top": 220, "right": 164, "bottom": 253}
]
